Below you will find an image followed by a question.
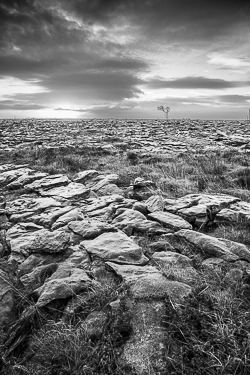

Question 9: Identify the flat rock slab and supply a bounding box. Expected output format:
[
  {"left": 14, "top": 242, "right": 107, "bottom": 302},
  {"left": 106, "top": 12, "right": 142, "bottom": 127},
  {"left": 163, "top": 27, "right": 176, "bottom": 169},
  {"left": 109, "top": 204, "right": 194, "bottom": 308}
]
[
  {"left": 148, "top": 211, "right": 192, "bottom": 231},
  {"left": 106, "top": 262, "right": 160, "bottom": 282},
  {"left": 7, "top": 197, "right": 62, "bottom": 215},
  {"left": 7, "top": 172, "right": 48, "bottom": 190},
  {"left": 121, "top": 300, "right": 168, "bottom": 375},
  {"left": 90, "top": 174, "right": 119, "bottom": 192},
  {"left": 81, "top": 231, "right": 149, "bottom": 265},
  {"left": 69, "top": 219, "right": 117, "bottom": 239},
  {"left": 165, "top": 193, "right": 240, "bottom": 214},
  {"left": 10, "top": 229, "right": 70, "bottom": 260},
  {"left": 0, "top": 164, "right": 30, "bottom": 173},
  {"left": 40, "top": 182, "right": 90, "bottom": 199},
  {"left": 25, "top": 174, "right": 70, "bottom": 191},
  {"left": 130, "top": 273, "right": 192, "bottom": 302},
  {"left": 52, "top": 208, "right": 84, "bottom": 230},
  {"left": 0, "top": 168, "right": 34, "bottom": 186},
  {"left": 85, "top": 194, "right": 125, "bottom": 213},
  {"left": 73, "top": 170, "right": 99, "bottom": 184},
  {"left": 174, "top": 229, "right": 250, "bottom": 261},
  {"left": 112, "top": 208, "right": 166, "bottom": 235},
  {"left": 32, "top": 206, "right": 74, "bottom": 228},
  {"left": 6, "top": 222, "right": 44, "bottom": 240}
]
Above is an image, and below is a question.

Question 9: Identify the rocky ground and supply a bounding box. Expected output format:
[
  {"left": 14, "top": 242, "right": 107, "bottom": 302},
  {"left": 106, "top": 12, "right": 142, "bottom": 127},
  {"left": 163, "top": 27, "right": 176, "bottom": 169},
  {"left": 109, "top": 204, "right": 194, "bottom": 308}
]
[
  {"left": 1, "top": 119, "right": 250, "bottom": 374},
  {"left": 1, "top": 118, "right": 250, "bottom": 154}
]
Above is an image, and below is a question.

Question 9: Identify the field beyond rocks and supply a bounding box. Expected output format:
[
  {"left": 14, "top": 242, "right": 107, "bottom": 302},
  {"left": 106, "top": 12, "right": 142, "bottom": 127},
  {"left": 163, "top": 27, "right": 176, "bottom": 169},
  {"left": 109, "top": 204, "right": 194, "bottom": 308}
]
[{"left": 1, "top": 118, "right": 250, "bottom": 374}]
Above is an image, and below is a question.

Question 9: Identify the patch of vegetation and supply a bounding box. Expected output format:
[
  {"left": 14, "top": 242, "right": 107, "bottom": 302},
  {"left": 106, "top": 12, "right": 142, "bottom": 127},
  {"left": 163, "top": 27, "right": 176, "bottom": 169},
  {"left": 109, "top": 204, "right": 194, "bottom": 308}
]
[{"left": 164, "top": 264, "right": 250, "bottom": 374}]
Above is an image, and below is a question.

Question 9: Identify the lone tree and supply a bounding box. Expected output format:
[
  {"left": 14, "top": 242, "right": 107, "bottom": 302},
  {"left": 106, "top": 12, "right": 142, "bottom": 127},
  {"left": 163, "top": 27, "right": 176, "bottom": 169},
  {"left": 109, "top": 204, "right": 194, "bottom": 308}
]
[{"left": 157, "top": 106, "right": 170, "bottom": 120}]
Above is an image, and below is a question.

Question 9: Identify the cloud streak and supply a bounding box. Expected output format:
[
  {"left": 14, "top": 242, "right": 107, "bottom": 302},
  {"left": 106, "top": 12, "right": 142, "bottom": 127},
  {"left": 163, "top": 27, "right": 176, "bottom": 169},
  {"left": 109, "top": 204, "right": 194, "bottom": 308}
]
[{"left": 146, "top": 76, "right": 247, "bottom": 90}]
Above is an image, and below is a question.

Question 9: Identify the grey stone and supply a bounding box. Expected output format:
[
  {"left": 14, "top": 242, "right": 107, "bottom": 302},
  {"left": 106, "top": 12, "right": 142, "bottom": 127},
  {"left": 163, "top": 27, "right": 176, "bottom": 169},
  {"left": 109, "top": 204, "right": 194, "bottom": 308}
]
[
  {"left": 145, "top": 195, "right": 165, "bottom": 212},
  {"left": 39, "top": 182, "right": 90, "bottom": 199},
  {"left": 26, "top": 174, "right": 70, "bottom": 191},
  {"left": 10, "top": 229, "right": 70, "bottom": 261},
  {"left": 68, "top": 219, "right": 117, "bottom": 239},
  {"left": 81, "top": 231, "right": 149, "bottom": 265},
  {"left": 148, "top": 211, "right": 192, "bottom": 231},
  {"left": 35, "top": 268, "right": 95, "bottom": 307},
  {"left": 52, "top": 208, "right": 84, "bottom": 230},
  {"left": 174, "top": 229, "right": 250, "bottom": 261}
]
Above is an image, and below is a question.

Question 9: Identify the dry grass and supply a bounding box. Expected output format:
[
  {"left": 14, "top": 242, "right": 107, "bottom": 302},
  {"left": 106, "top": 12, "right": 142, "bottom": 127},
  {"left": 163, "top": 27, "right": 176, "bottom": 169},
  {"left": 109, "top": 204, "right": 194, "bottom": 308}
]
[{"left": 2, "top": 145, "right": 250, "bottom": 199}]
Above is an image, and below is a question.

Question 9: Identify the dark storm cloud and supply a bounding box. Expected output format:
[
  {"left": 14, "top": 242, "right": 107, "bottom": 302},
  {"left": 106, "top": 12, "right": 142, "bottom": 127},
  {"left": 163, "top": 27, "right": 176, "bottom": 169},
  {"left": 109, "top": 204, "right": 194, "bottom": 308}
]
[
  {"left": 146, "top": 76, "right": 247, "bottom": 90},
  {"left": 69, "top": 0, "right": 250, "bottom": 41},
  {"left": 42, "top": 71, "right": 144, "bottom": 101}
]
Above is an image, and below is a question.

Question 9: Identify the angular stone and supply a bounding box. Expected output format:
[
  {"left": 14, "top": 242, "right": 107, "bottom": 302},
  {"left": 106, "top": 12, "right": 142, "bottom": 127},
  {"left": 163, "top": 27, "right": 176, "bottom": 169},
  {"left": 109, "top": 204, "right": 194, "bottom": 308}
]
[
  {"left": 91, "top": 174, "right": 118, "bottom": 192},
  {"left": 7, "top": 172, "right": 48, "bottom": 190},
  {"left": 87, "top": 204, "right": 116, "bottom": 221},
  {"left": 112, "top": 208, "right": 166, "bottom": 236},
  {"left": 68, "top": 219, "right": 117, "bottom": 239},
  {"left": 35, "top": 267, "right": 95, "bottom": 307},
  {"left": 10, "top": 229, "right": 70, "bottom": 261},
  {"left": 148, "top": 211, "right": 192, "bottom": 231},
  {"left": 145, "top": 195, "right": 165, "bottom": 212},
  {"left": 18, "top": 252, "right": 73, "bottom": 276},
  {"left": 174, "top": 229, "right": 250, "bottom": 261},
  {"left": 73, "top": 170, "right": 99, "bottom": 184},
  {"left": 0, "top": 164, "right": 30, "bottom": 173},
  {"left": 34, "top": 206, "right": 75, "bottom": 228},
  {"left": 6, "top": 222, "right": 44, "bottom": 240},
  {"left": 0, "top": 168, "right": 34, "bottom": 186},
  {"left": 7, "top": 197, "right": 62, "bottom": 215},
  {"left": 105, "top": 262, "right": 160, "bottom": 282},
  {"left": 81, "top": 231, "right": 148, "bottom": 265},
  {"left": 40, "top": 182, "right": 90, "bottom": 199},
  {"left": 52, "top": 208, "right": 84, "bottom": 230},
  {"left": 85, "top": 195, "right": 124, "bottom": 213},
  {"left": 20, "top": 263, "right": 58, "bottom": 288},
  {"left": 130, "top": 273, "right": 191, "bottom": 302},
  {"left": 165, "top": 193, "right": 240, "bottom": 214},
  {"left": 26, "top": 174, "right": 70, "bottom": 191}
]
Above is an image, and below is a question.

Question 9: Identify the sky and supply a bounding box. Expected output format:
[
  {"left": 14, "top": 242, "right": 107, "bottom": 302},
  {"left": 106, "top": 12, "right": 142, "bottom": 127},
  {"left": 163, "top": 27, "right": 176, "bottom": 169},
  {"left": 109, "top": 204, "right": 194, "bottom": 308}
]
[{"left": 0, "top": 0, "right": 250, "bottom": 119}]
